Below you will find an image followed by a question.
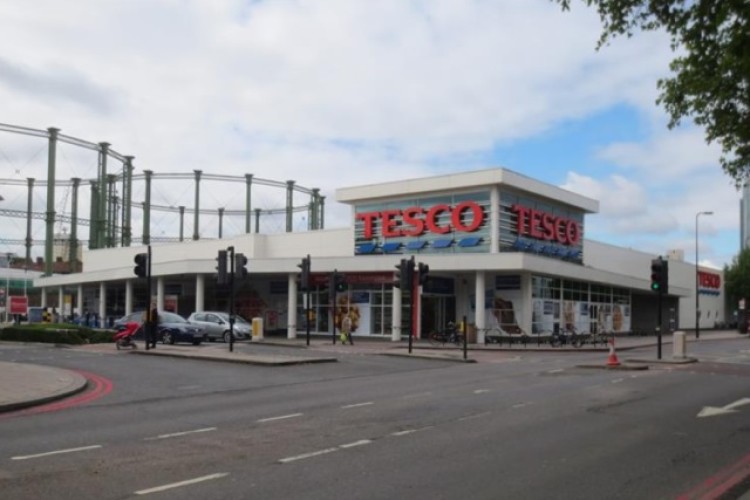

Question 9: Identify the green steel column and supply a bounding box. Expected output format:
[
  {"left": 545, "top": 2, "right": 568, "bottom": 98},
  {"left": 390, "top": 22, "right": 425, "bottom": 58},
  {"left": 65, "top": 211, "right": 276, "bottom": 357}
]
[
  {"left": 285, "top": 180, "right": 294, "bottom": 233},
  {"left": 97, "top": 143, "right": 110, "bottom": 250},
  {"left": 122, "top": 156, "right": 134, "bottom": 247},
  {"left": 254, "top": 208, "right": 261, "bottom": 233},
  {"left": 218, "top": 207, "right": 224, "bottom": 239},
  {"left": 319, "top": 195, "right": 325, "bottom": 229},
  {"left": 193, "top": 169, "right": 202, "bottom": 241},
  {"left": 69, "top": 177, "right": 81, "bottom": 269},
  {"left": 89, "top": 181, "right": 98, "bottom": 249},
  {"left": 143, "top": 170, "right": 152, "bottom": 245},
  {"left": 107, "top": 173, "right": 117, "bottom": 247},
  {"left": 311, "top": 188, "right": 320, "bottom": 230},
  {"left": 179, "top": 206, "right": 185, "bottom": 241},
  {"left": 245, "top": 174, "right": 253, "bottom": 233},
  {"left": 25, "top": 178, "right": 34, "bottom": 267},
  {"left": 44, "top": 127, "right": 59, "bottom": 277}
]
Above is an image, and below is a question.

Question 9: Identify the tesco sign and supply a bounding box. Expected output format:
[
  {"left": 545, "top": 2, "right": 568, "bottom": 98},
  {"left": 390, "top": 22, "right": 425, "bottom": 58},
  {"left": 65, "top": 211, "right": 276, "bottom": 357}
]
[
  {"left": 698, "top": 271, "right": 721, "bottom": 289},
  {"left": 511, "top": 204, "right": 581, "bottom": 246},
  {"left": 356, "top": 201, "right": 484, "bottom": 239}
]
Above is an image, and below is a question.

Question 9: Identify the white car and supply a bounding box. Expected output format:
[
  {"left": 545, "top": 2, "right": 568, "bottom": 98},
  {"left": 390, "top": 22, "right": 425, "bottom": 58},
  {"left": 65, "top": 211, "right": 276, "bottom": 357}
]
[{"left": 187, "top": 311, "right": 251, "bottom": 342}]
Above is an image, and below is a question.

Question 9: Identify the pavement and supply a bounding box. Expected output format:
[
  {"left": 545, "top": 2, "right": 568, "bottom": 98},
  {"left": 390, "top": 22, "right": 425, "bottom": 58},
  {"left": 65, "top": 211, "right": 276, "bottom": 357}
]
[{"left": 0, "top": 329, "right": 746, "bottom": 414}]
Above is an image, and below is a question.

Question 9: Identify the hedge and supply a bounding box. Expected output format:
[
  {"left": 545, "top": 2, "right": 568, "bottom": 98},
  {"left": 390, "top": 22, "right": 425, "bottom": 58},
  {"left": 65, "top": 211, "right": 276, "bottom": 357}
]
[{"left": 0, "top": 324, "right": 114, "bottom": 344}]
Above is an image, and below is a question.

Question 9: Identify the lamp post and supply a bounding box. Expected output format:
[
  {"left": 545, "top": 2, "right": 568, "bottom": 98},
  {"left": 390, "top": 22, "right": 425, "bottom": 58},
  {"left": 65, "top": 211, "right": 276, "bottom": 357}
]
[
  {"left": 695, "top": 211, "right": 714, "bottom": 339},
  {"left": 4, "top": 253, "right": 10, "bottom": 323}
]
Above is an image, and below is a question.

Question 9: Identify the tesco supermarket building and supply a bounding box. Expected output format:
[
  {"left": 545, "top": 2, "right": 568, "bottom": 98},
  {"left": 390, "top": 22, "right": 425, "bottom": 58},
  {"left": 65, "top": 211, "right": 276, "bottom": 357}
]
[{"left": 34, "top": 168, "right": 726, "bottom": 342}]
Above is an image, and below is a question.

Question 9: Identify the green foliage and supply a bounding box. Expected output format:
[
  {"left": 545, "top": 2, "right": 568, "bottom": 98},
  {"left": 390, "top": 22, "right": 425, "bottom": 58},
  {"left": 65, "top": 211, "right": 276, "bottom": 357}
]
[
  {"left": 555, "top": 0, "right": 750, "bottom": 185},
  {"left": 723, "top": 247, "right": 750, "bottom": 308},
  {"left": 0, "top": 324, "right": 113, "bottom": 344}
]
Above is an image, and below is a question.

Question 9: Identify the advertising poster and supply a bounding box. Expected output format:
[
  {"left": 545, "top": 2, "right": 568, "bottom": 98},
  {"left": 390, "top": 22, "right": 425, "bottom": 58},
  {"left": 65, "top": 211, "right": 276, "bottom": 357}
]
[
  {"left": 486, "top": 289, "right": 524, "bottom": 334},
  {"left": 335, "top": 292, "right": 371, "bottom": 336}
]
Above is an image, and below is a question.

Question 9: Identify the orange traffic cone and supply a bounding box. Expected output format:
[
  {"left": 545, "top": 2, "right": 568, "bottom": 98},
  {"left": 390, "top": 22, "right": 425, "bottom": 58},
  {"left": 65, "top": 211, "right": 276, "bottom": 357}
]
[{"left": 607, "top": 338, "right": 621, "bottom": 367}]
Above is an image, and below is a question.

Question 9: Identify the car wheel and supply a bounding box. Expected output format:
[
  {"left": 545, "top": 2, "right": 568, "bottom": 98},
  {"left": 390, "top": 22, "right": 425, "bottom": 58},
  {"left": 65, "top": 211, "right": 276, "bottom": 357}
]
[
  {"left": 223, "top": 331, "right": 232, "bottom": 343},
  {"left": 162, "top": 331, "right": 174, "bottom": 344}
]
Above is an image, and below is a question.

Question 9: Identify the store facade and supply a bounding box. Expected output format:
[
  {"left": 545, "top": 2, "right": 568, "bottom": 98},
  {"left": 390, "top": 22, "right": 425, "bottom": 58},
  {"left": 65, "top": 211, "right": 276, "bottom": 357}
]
[{"left": 34, "top": 168, "right": 726, "bottom": 341}]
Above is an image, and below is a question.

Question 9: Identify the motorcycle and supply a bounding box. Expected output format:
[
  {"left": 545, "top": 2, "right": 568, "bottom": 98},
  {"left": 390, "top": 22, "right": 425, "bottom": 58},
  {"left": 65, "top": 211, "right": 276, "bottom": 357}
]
[{"left": 113, "top": 321, "right": 141, "bottom": 350}]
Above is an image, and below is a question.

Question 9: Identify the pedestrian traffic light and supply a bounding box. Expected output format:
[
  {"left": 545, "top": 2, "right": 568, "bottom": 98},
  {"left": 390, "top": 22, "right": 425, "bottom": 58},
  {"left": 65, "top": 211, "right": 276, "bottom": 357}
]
[
  {"left": 650, "top": 257, "right": 668, "bottom": 293},
  {"left": 235, "top": 252, "right": 248, "bottom": 280},
  {"left": 418, "top": 262, "right": 430, "bottom": 286},
  {"left": 298, "top": 255, "right": 310, "bottom": 291},
  {"left": 133, "top": 252, "right": 148, "bottom": 278},
  {"left": 216, "top": 250, "right": 228, "bottom": 285}
]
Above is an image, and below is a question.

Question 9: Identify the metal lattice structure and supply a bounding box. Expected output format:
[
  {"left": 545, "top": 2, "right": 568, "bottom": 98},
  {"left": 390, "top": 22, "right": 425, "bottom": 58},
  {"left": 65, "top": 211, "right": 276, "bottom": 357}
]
[{"left": 0, "top": 123, "right": 326, "bottom": 276}]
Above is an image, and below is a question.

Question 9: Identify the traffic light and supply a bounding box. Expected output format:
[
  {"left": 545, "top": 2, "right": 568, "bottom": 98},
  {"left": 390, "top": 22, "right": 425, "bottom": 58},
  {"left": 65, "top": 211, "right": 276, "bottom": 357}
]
[
  {"left": 335, "top": 273, "right": 346, "bottom": 293},
  {"left": 650, "top": 257, "right": 668, "bottom": 293},
  {"left": 298, "top": 255, "right": 311, "bottom": 291},
  {"left": 394, "top": 258, "right": 414, "bottom": 290},
  {"left": 235, "top": 253, "right": 248, "bottom": 280},
  {"left": 216, "top": 250, "right": 228, "bottom": 285},
  {"left": 418, "top": 262, "right": 430, "bottom": 286},
  {"left": 133, "top": 252, "right": 148, "bottom": 278}
]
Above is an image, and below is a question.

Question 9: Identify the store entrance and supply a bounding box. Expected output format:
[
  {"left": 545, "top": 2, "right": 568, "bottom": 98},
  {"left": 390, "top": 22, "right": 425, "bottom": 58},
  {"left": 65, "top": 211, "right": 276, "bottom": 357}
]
[{"left": 420, "top": 295, "right": 456, "bottom": 337}]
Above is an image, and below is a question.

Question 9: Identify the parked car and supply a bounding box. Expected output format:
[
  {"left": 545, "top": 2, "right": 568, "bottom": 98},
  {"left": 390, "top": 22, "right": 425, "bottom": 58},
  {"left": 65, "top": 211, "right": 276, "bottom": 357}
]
[
  {"left": 113, "top": 310, "right": 204, "bottom": 345},
  {"left": 187, "top": 311, "right": 251, "bottom": 342}
]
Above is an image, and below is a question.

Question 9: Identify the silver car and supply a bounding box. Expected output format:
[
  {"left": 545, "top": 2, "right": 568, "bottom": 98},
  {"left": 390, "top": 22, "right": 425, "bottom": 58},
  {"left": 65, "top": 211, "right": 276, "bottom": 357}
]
[{"left": 187, "top": 311, "right": 251, "bottom": 342}]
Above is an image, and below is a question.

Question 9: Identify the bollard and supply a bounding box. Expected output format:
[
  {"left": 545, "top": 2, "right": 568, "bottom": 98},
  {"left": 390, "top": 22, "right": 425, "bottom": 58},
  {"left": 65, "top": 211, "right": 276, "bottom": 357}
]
[{"left": 673, "top": 331, "right": 686, "bottom": 359}]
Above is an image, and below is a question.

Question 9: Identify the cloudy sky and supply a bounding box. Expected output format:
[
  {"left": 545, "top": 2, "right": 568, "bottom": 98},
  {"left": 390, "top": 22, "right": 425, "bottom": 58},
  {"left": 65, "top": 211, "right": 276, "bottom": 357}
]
[{"left": 0, "top": 0, "right": 738, "bottom": 269}]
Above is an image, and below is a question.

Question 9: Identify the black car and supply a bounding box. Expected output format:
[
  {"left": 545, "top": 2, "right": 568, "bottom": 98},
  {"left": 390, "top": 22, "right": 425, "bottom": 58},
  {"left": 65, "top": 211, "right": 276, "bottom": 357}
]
[{"left": 113, "top": 311, "right": 204, "bottom": 345}]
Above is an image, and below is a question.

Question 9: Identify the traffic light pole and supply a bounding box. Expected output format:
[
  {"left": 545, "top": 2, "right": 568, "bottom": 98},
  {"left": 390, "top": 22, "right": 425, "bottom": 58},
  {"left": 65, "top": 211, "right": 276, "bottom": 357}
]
[
  {"left": 228, "top": 246, "right": 235, "bottom": 353},
  {"left": 146, "top": 245, "right": 152, "bottom": 350},
  {"left": 657, "top": 289, "right": 663, "bottom": 360},
  {"left": 331, "top": 270, "right": 337, "bottom": 345}
]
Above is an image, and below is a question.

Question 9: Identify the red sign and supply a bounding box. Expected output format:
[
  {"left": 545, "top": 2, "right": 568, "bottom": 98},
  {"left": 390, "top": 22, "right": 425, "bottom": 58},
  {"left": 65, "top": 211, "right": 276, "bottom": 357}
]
[
  {"left": 698, "top": 271, "right": 721, "bottom": 289},
  {"left": 356, "top": 201, "right": 484, "bottom": 239},
  {"left": 9, "top": 296, "right": 28, "bottom": 315},
  {"left": 511, "top": 204, "right": 581, "bottom": 246}
]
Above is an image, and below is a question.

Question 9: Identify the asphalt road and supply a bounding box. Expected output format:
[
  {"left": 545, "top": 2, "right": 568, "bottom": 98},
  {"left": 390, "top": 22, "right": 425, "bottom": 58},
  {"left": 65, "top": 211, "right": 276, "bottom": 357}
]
[{"left": 1, "top": 340, "right": 750, "bottom": 499}]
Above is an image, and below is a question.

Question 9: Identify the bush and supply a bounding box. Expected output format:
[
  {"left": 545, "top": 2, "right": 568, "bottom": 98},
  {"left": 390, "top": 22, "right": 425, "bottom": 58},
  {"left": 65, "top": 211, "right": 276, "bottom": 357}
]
[{"left": 0, "top": 324, "right": 114, "bottom": 344}]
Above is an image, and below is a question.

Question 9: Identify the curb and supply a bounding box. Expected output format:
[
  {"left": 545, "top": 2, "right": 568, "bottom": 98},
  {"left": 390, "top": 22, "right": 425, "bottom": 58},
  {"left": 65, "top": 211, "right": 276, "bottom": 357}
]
[
  {"left": 575, "top": 363, "right": 649, "bottom": 371},
  {"left": 626, "top": 357, "right": 698, "bottom": 364},
  {"left": 382, "top": 351, "right": 477, "bottom": 363},
  {"left": 129, "top": 349, "right": 337, "bottom": 366},
  {"left": 0, "top": 366, "right": 89, "bottom": 413}
]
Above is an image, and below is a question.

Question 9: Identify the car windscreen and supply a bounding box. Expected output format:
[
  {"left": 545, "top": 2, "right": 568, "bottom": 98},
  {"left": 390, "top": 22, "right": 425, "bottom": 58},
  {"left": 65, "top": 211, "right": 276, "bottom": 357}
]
[{"left": 159, "top": 312, "right": 187, "bottom": 324}]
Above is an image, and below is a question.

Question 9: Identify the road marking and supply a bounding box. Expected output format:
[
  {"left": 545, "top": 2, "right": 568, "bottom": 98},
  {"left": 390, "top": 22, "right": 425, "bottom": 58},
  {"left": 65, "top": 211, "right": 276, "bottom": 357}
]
[
  {"left": 512, "top": 402, "right": 532, "bottom": 409},
  {"left": 401, "top": 391, "right": 432, "bottom": 399},
  {"left": 258, "top": 413, "right": 303, "bottom": 423},
  {"left": 341, "top": 402, "right": 374, "bottom": 409},
  {"left": 391, "top": 429, "right": 417, "bottom": 436},
  {"left": 611, "top": 378, "right": 624, "bottom": 384},
  {"left": 12, "top": 445, "right": 102, "bottom": 460},
  {"left": 458, "top": 411, "right": 491, "bottom": 421},
  {"left": 134, "top": 472, "right": 228, "bottom": 495},
  {"left": 548, "top": 368, "right": 564, "bottom": 373},
  {"left": 144, "top": 427, "right": 216, "bottom": 440},
  {"left": 697, "top": 397, "right": 750, "bottom": 418},
  {"left": 279, "top": 447, "right": 338, "bottom": 463},
  {"left": 339, "top": 439, "right": 371, "bottom": 449},
  {"left": 474, "top": 389, "right": 490, "bottom": 394}
]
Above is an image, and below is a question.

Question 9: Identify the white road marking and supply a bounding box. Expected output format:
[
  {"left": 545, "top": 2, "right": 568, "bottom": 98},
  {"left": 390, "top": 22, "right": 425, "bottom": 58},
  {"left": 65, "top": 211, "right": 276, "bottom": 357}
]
[
  {"left": 279, "top": 447, "right": 338, "bottom": 463},
  {"left": 391, "top": 429, "right": 418, "bottom": 436},
  {"left": 144, "top": 427, "right": 217, "bottom": 441},
  {"left": 257, "top": 413, "right": 303, "bottom": 423},
  {"left": 512, "top": 402, "right": 532, "bottom": 409},
  {"left": 12, "top": 445, "right": 102, "bottom": 460},
  {"left": 458, "top": 411, "right": 491, "bottom": 421},
  {"left": 548, "top": 368, "right": 564, "bottom": 373},
  {"left": 474, "top": 389, "right": 490, "bottom": 394},
  {"left": 339, "top": 439, "right": 371, "bottom": 449},
  {"left": 611, "top": 378, "right": 624, "bottom": 384},
  {"left": 341, "top": 402, "right": 374, "bottom": 409},
  {"left": 134, "top": 473, "right": 228, "bottom": 495},
  {"left": 401, "top": 391, "right": 433, "bottom": 399}
]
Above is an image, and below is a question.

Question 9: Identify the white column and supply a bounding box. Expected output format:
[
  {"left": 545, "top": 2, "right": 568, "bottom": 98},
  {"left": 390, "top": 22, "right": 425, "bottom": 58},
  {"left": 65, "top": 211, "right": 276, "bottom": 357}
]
[
  {"left": 520, "top": 273, "right": 533, "bottom": 335},
  {"left": 125, "top": 280, "right": 133, "bottom": 315},
  {"left": 98, "top": 282, "right": 106, "bottom": 327},
  {"left": 287, "top": 273, "right": 297, "bottom": 339},
  {"left": 490, "top": 185, "right": 500, "bottom": 254},
  {"left": 77, "top": 284, "right": 83, "bottom": 317},
  {"left": 41, "top": 287, "right": 47, "bottom": 308},
  {"left": 475, "top": 271, "right": 486, "bottom": 344},
  {"left": 157, "top": 276, "right": 165, "bottom": 310},
  {"left": 58, "top": 286, "right": 64, "bottom": 316},
  {"left": 391, "top": 284, "right": 402, "bottom": 342},
  {"left": 195, "top": 274, "right": 205, "bottom": 312}
]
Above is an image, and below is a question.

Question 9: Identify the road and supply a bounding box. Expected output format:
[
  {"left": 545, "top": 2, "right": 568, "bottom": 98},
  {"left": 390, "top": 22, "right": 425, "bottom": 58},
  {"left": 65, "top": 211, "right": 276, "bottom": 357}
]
[{"left": 1, "top": 340, "right": 750, "bottom": 499}]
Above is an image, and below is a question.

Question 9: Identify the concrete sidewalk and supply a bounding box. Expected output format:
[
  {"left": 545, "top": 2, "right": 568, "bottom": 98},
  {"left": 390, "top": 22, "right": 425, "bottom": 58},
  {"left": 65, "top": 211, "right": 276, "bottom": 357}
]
[{"left": 0, "top": 361, "right": 88, "bottom": 413}]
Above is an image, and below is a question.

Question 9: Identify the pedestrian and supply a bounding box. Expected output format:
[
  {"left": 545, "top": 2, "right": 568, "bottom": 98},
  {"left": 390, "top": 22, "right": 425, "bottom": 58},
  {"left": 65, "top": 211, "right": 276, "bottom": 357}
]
[
  {"left": 143, "top": 303, "right": 158, "bottom": 348},
  {"left": 340, "top": 313, "right": 353, "bottom": 345}
]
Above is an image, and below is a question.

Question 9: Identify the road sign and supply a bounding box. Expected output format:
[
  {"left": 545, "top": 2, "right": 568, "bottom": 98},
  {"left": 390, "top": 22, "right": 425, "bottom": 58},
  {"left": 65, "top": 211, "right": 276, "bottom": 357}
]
[{"left": 9, "top": 295, "right": 28, "bottom": 315}]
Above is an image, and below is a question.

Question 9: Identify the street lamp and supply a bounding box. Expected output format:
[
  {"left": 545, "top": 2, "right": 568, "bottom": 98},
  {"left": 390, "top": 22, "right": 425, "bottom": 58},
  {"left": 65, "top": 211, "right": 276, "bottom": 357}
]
[{"left": 695, "top": 211, "right": 714, "bottom": 339}]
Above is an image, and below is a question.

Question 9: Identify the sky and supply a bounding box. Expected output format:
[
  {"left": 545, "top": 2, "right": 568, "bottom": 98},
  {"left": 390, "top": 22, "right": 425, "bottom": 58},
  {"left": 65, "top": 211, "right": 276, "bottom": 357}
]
[{"left": 0, "top": 0, "right": 739, "bottom": 270}]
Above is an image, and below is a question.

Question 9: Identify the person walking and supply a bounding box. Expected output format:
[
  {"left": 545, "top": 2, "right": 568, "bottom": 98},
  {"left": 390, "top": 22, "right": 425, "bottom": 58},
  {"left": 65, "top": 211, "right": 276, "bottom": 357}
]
[{"left": 340, "top": 313, "right": 353, "bottom": 345}]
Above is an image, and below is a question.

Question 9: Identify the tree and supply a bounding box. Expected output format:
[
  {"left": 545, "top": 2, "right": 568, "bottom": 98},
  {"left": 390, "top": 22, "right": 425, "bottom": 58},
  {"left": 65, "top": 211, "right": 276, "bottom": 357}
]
[
  {"left": 723, "top": 247, "right": 750, "bottom": 325},
  {"left": 554, "top": 0, "right": 750, "bottom": 185}
]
